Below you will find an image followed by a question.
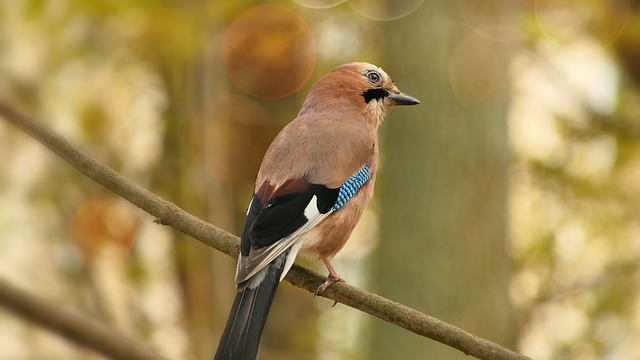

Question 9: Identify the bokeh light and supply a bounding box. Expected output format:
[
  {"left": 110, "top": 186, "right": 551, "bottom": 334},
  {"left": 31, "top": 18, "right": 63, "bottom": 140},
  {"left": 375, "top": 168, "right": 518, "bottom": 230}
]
[
  {"left": 69, "top": 196, "right": 138, "bottom": 261},
  {"left": 223, "top": 4, "right": 316, "bottom": 99},
  {"left": 457, "top": 0, "right": 525, "bottom": 42},
  {"left": 535, "top": 0, "right": 630, "bottom": 48},
  {"left": 348, "top": 0, "right": 423, "bottom": 21},
  {"left": 315, "top": 15, "right": 362, "bottom": 61},
  {"left": 293, "top": 0, "right": 346, "bottom": 9}
]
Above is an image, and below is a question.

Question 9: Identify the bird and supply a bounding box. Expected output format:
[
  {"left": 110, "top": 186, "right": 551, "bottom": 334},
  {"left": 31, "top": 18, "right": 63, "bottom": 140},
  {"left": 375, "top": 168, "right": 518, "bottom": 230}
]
[{"left": 214, "top": 62, "right": 419, "bottom": 360}]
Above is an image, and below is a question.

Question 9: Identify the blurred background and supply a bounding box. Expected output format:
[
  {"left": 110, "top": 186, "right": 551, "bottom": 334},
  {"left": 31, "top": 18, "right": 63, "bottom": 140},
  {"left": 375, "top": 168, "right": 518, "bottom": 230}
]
[{"left": 0, "top": 0, "right": 639, "bottom": 359}]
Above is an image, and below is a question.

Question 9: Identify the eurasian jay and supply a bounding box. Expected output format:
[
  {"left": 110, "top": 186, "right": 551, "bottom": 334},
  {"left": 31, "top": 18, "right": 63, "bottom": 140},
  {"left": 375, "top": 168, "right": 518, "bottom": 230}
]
[{"left": 214, "top": 62, "right": 419, "bottom": 360}]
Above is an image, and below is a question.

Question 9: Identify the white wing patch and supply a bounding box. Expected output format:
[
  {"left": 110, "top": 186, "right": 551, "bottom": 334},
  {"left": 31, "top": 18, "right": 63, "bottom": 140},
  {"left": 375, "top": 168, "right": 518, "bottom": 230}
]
[
  {"left": 245, "top": 197, "right": 254, "bottom": 216},
  {"left": 304, "top": 196, "right": 319, "bottom": 219}
]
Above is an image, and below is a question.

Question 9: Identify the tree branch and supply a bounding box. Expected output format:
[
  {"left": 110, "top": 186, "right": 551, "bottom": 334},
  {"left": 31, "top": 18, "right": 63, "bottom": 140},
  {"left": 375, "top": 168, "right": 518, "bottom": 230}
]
[
  {"left": 0, "top": 278, "right": 170, "bottom": 360},
  {"left": 0, "top": 100, "right": 530, "bottom": 360}
]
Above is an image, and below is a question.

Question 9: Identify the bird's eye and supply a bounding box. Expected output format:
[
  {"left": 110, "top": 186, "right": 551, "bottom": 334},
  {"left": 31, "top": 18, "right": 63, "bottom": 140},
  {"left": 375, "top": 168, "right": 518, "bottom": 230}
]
[{"left": 366, "top": 71, "right": 381, "bottom": 84}]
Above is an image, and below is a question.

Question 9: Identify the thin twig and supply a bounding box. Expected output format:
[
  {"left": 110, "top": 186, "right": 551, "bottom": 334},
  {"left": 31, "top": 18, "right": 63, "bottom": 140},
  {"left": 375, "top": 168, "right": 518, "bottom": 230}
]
[
  {"left": 0, "top": 278, "right": 170, "bottom": 360},
  {"left": 0, "top": 100, "right": 531, "bottom": 360}
]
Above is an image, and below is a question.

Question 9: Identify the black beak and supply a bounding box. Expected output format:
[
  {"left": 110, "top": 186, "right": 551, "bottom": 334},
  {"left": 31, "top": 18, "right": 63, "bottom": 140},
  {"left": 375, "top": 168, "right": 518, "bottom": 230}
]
[{"left": 387, "top": 91, "right": 420, "bottom": 106}]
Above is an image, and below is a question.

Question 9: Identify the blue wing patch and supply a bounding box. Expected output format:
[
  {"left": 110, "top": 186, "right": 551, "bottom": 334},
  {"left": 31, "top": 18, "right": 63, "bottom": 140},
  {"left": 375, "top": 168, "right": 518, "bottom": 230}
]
[{"left": 332, "top": 165, "right": 371, "bottom": 211}]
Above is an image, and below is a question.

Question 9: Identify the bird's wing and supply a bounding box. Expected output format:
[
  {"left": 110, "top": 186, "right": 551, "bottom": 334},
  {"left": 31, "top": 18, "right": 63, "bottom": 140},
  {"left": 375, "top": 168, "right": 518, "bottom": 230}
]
[{"left": 235, "top": 166, "right": 371, "bottom": 285}]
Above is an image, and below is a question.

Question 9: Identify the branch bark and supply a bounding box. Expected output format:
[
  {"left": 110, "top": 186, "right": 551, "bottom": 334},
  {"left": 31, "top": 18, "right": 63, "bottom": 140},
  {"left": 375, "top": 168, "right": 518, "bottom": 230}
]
[
  {"left": 0, "top": 278, "right": 170, "bottom": 360},
  {"left": 0, "top": 100, "right": 530, "bottom": 360}
]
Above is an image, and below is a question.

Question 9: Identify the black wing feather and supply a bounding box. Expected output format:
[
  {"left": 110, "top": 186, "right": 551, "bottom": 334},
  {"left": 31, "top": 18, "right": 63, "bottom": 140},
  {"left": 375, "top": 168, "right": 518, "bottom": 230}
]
[{"left": 242, "top": 182, "right": 339, "bottom": 251}]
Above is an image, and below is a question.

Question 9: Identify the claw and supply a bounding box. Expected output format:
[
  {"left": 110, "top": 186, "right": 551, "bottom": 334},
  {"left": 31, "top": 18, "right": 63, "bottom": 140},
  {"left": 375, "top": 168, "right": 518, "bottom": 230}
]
[
  {"left": 314, "top": 274, "right": 344, "bottom": 296},
  {"left": 314, "top": 255, "right": 345, "bottom": 298}
]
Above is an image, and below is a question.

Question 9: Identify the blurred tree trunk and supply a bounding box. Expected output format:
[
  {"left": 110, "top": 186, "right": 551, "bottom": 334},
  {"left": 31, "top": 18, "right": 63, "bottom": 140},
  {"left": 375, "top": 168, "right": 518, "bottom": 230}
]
[
  {"left": 370, "top": 2, "right": 516, "bottom": 359},
  {"left": 156, "top": 62, "right": 217, "bottom": 359},
  {"left": 149, "top": 4, "right": 219, "bottom": 358}
]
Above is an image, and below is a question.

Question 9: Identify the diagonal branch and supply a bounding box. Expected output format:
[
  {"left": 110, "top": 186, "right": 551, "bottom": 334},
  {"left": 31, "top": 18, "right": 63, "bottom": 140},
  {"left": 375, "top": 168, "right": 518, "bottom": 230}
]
[
  {"left": 0, "top": 100, "right": 531, "bottom": 360},
  {"left": 0, "top": 278, "right": 171, "bottom": 360}
]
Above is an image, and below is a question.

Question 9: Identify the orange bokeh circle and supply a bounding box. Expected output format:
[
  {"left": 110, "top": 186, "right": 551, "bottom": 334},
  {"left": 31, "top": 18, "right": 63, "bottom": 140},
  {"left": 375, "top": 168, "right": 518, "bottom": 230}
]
[
  {"left": 223, "top": 4, "right": 316, "bottom": 99},
  {"left": 69, "top": 196, "right": 138, "bottom": 261}
]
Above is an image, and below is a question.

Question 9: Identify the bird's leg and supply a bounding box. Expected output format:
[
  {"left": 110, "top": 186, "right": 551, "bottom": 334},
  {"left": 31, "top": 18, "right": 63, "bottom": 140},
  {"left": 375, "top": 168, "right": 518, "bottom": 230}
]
[{"left": 314, "top": 255, "right": 345, "bottom": 296}]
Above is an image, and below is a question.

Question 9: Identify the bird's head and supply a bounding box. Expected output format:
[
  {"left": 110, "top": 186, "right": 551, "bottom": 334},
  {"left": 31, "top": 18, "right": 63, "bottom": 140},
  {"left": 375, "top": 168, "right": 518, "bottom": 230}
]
[{"left": 300, "top": 62, "right": 419, "bottom": 125}]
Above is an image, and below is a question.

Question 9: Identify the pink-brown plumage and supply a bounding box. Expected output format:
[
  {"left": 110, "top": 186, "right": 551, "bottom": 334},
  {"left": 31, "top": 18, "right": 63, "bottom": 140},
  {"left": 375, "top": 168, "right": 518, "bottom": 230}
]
[
  {"left": 249, "top": 63, "right": 388, "bottom": 280},
  {"left": 215, "top": 62, "right": 418, "bottom": 360}
]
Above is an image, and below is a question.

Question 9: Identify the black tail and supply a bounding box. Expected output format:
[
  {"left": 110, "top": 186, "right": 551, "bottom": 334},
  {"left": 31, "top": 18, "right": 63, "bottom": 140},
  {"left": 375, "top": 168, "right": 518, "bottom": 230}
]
[{"left": 214, "top": 252, "right": 288, "bottom": 360}]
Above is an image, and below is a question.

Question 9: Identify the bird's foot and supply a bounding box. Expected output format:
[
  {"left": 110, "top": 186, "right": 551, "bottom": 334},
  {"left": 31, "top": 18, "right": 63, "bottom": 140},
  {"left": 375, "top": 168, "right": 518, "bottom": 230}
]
[
  {"left": 314, "top": 273, "right": 344, "bottom": 297},
  {"left": 315, "top": 255, "right": 345, "bottom": 305}
]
